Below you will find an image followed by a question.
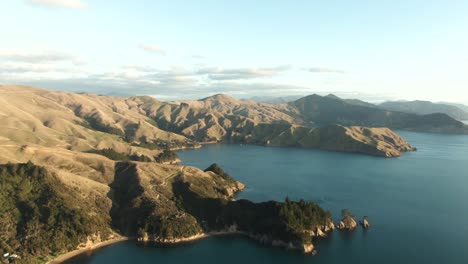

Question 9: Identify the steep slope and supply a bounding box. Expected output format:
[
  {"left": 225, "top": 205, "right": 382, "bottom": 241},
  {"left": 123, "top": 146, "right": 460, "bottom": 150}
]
[
  {"left": 379, "top": 100, "right": 468, "bottom": 120},
  {"left": 0, "top": 85, "right": 197, "bottom": 154},
  {"left": 290, "top": 94, "right": 468, "bottom": 134},
  {"left": 178, "top": 94, "right": 300, "bottom": 124}
]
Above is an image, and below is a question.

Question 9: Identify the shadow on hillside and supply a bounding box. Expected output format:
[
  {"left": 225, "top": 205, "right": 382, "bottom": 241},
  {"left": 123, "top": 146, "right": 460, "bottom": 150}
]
[{"left": 107, "top": 162, "right": 154, "bottom": 236}]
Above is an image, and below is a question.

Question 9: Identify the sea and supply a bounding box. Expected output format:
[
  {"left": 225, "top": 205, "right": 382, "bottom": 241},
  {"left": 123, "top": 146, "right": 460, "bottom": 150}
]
[{"left": 65, "top": 131, "right": 468, "bottom": 264}]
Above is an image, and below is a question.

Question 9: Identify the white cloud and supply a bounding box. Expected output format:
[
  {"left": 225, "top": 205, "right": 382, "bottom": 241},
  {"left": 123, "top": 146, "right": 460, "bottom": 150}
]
[
  {"left": 197, "top": 65, "right": 291, "bottom": 80},
  {"left": 0, "top": 49, "right": 86, "bottom": 65},
  {"left": 0, "top": 63, "right": 76, "bottom": 73},
  {"left": 189, "top": 54, "right": 204, "bottom": 59},
  {"left": 121, "top": 64, "right": 157, "bottom": 72},
  {"left": 139, "top": 44, "right": 166, "bottom": 55},
  {"left": 307, "top": 67, "right": 345, "bottom": 74},
  {"left": 26, "top": 0, "right": 87, "bottom": 10}
]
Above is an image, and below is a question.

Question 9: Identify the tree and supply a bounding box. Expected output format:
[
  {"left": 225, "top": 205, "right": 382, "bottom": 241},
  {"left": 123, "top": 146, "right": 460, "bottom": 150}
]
[{"left": 341, "top": 209, "right": 354, "bottom": 218}]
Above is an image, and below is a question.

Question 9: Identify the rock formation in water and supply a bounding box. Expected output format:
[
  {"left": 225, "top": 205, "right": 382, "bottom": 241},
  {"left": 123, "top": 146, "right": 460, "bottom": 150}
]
[
  {"left": 338, "top": 216, "right": 358, "bottom": 231},
  {"left": 360, "top": 216, "right": 371, "bottom": 229},
  {"left": 337, "top": 209, "right": 358, "bottom": 231}
]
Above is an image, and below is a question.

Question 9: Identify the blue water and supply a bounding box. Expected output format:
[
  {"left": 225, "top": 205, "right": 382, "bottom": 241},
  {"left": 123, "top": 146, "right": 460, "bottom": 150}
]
[{"left": 65, "top": 131, "right": 468, "bottom": 264}]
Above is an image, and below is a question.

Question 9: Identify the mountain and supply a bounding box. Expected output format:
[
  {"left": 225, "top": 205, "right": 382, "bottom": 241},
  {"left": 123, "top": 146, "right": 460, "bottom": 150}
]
[
  {"left": 443, "top": 102, "right": 468, "bottom": 114},
  {"left": 290, "top": 94, "right": 468, "bottom": 134},
  {"left": 0, "top": 86, "right": 417, "bottom": 157},
  {"left": 379, "top": 100, "right": 468, "bottom": 120},
  {"left": 246, "top": 95, "right": 303, "bottom": 104}
]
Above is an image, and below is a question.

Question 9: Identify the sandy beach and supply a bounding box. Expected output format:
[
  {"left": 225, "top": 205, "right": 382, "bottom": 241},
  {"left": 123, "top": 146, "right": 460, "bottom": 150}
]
[
  {"left": 48, "top": 231, "right": 248, "bottom": 263},
  {"left": 47, "top": 237, "right": 130, "bottom": 264}
]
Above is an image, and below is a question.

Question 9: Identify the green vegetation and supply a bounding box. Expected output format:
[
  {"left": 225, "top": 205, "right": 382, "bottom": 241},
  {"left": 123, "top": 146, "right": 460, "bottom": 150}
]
[
  {"left": 139, "top": 214, "right": 202, "bottom": 240},
  {"left": 341, "top": 208, "right": 354, "bottom": 218},
  {"left": 88, "top": 148, "right": 152, "bottom": 162},
  {"left": 204, "top": 163, "right": 235, "bottom": 182},
  {"left": 133, "top": 138, "right": 198, "bottom": 151},
  {"left": 130, "top": 154, "right": 152, "bottom": 162},
  {"left": 88, "top": 148, "right": 130, "bottom": 161},
  {"left": 280, "top": 198, "right": 332, "bottom": 234},
  {"left": 83, "top": 116, "right": 124, "bottom": 137},
  {"left": 155, "top": 149, "right": 179, "bottom": 163},
  {"left": 0, "top": 162, "right": 110, "bottom": 263},
  {"left": 110, "top": 162, "right": 202, "bottom": 240},
  {"left": 173, "top": 175, "right": 333, "bottom": 246}
]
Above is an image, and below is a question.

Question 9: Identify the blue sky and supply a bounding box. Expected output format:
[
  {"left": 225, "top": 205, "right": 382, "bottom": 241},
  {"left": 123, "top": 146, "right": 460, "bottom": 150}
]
[{"left": 0, "top": 0, "right": 467, "bottom": 102}]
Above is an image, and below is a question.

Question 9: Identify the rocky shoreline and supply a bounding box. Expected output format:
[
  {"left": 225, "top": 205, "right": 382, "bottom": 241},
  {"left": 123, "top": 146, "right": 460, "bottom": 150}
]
[
  {"left": 135, "top": 217, "right": 368, "bottom": 256},
  {"left": 48, "top": 215, "right": 371, "bottom": 263}
]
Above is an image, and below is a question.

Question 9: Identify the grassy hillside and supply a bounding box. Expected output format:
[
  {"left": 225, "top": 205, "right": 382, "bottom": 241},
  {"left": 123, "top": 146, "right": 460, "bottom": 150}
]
[{"left": 0, "top": 85, "right": 419, "bottom": 157}]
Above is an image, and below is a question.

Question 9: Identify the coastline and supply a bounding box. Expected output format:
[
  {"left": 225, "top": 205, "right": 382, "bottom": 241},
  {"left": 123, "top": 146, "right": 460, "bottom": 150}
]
[
  {"left": 142, "top": 230, "right": 314, "bottom": 253},
  {"left": 48, "top": 232, "right": 243, "bottom": 264},
  {"left": 143, "top": 230, "right": 246, "bottom": 244},
  {"left": 47, "top": 237, "right": 130, "bottom": 264},
  {"left": 169, "top": 140, "right": 219, "bottom": 151},
  {"left": 49, "top": 226, "right": 337, "bottom": 262}
]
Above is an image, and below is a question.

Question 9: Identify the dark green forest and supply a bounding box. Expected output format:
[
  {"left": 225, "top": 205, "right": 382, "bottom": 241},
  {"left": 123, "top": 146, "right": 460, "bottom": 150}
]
[{"left": 0, "top": 162, "right": 110, "bottom": 263}]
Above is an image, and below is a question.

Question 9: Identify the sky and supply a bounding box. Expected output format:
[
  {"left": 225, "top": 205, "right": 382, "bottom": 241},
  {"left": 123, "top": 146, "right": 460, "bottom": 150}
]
[{"left": 0, "top": 0, "right": 467, "bottom": 103}]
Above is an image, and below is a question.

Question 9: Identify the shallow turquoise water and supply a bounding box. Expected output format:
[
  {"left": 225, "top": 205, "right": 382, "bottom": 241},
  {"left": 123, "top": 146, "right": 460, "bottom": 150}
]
[{"left": 66, "top": 131, "right": 468, "bottom": 264}]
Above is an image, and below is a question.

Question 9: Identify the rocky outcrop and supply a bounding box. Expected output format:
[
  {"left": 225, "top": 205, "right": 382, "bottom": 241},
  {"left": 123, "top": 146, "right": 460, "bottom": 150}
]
[
  {"left": 338, "top": 216, "right": 358, "bottom": 231},
  {"left": 302, "top": 243, "right": 315, "bottom": 254},
  {"left": 322, "top": 220, "right": 336, "bottom": 232},
  {"left": 360, "top": 217, "right": 371, "bottom": 229},
  {"left": 316, "top": 227, "right": 327, "bottom": 238}
]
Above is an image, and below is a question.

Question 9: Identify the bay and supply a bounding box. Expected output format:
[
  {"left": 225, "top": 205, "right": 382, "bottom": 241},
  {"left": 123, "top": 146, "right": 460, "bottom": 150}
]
[{"left": 65, "top": 131, "right": 468, "bottom": 264}]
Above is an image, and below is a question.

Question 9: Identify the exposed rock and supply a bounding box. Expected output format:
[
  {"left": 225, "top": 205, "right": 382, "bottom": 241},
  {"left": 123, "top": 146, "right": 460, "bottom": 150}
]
[
  {"left": 361, "top": 217, "right": 371, "bottom": 229},
  {"left": 338, "top": 216, "right": 357, "bottom": 231},
  {"left": 137, "top": 232, "right": 149, "bottom": 242},
  {"left": 316, "top": 227, "right": 327, "bottom": 238},
  {"left": 323, "top": 220, "right": 335, "bottom": 232},
  {"left": 304, "top": 229, "right": 315, "bottom": 237},
  {"left": 303, "top": 243, "right": 314, "bottom": 254}
]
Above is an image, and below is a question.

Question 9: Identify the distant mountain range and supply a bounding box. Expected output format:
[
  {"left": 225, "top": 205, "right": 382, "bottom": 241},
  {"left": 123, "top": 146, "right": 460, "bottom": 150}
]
[
  {"left": 289, "top": 94, "right": 467, "bottom": 134},
  {"left": 379, "top": 100, "right": 468, "bottom": 121},
  {"left": 245, "top": 95, "right": 303, "bottom": 104},
  {"left": 247, "top": 95, "right": 468, "bottom": 122}
]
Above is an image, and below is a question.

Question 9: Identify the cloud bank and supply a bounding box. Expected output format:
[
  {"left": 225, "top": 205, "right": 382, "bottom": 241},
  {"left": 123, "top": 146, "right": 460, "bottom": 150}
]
[
  {"left": 307, "top": 67, "right": 345, "bottom": 74},
  {"left": 26, "top": 0, "right": 87, "bottom": 10},
  {"left": 139, "top": 44, "right": 167, "bottom": 55}
]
